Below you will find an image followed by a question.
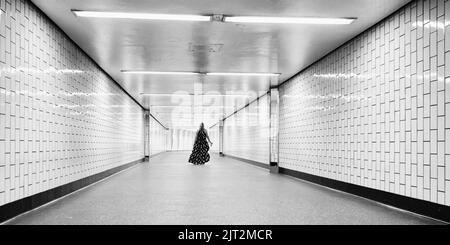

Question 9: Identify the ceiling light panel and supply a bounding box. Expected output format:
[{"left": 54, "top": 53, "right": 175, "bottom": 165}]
[
  {"left": 122, "top": 71, "right": 280, "bottom": 76},
  {"left": 140, "top": 93, "right": 194, "bottom": 96},
  {"left": 72, "top": 10, "right": 211, "bottom": 22},
  {"left": 72, "top": 10, "right": 355, "bottom": 25},
  {"left": 121, "top": 70, "right": 201, "bottom": 75},
  {"left": 224, "top": 16, "right": 356, "bottom": 25},
  {"left": 140, "top": 93, "right": 250, "bottom": 97},
  {"left": 206, "top": 72, "right": 280, "bottom": 77}
]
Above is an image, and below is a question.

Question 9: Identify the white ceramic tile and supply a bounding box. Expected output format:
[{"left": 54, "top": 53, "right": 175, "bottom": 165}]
[
  {"left": 208, "top": 124, "right": 220, "bottom": 153},
  {"left": 169, "top": 129, "right": 196, "bottom": 151},
  {"left": 223, "top": 94, "right": 270, "bottom": 164},
  {"left": 0, "top": 0, "right": 145, "bottom": 206},
  {"left": 149, "top": 116, "right": 167, "bottom": 156},
  {"left": 278, "top": 0, "right": 448, "bottom": 206}
]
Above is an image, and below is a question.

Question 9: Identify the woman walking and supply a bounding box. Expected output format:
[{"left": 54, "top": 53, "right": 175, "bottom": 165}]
[{"left": 188, "top": 123, "right": 213, "bottom": 165}]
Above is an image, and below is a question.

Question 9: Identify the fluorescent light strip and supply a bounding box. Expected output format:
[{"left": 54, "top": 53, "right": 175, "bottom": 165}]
[
  {"left": 140, "top": 93, "right": 194, "bottom": 96},
  {"left": 123, "top": 70, "right": 280, "bottom": 77},
  {"left": 72, "top": 10, "right": 355, "bottom": 25},
  {"left": 122, "top": 70, "right": 201, "bottom": 75},
  {"left": 224, "top": 16, "right": 355, "bottom": 25},
  {"left": 72, "top": 10, "right": 211, "bottom": 21},
  {"left": 140, "top": 93, "right": 250, "bottom": 97},
  {"left": 151, "top": 105, "right": 236, "bottom": 108},
  {"left": 206, "top": 72, "right": 280, "bottom": 77},
  {"left": 204, "top": 94, "right": 251, "bottom": 97}
]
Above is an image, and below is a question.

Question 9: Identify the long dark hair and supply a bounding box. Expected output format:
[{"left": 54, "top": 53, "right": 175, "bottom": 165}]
[{"left": 195, "top": 123, "right": 205, "bottom": 142}]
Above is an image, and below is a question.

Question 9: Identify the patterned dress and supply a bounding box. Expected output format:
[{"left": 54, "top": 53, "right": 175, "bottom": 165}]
[{"left": 188, "top": 129, "right": 210, "bottom": 165}]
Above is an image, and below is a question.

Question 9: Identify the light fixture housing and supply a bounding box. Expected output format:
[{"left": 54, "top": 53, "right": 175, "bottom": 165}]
[
  {"left": 72, "top": 10, "right": 355, "bottom": 25},
  {"left": 140, "top": 93, "right": 250, "bottom": 97},
  {"left": 72, "top": 10, "right": 212, "bottom": 22},
  {"left": 206, "top": 72, "right": 280, "bottom": 77},
  {"left": 223, "top": 16, "right": 356, "bottom": 25},
  {"left": 140, "top": 93, "right": 194, "bottom": 96},
  {"left": 121, "top": 70, "right": 202, "bottom": 75},
  {"left": 150, "top": 105, "right": 236, "bottom": 108},
  {"left": 123, "top": 70, "right": 280, "bottom": 77}
]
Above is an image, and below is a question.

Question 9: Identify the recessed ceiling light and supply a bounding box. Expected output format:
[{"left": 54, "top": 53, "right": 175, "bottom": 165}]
[
  {"left": 140, "top": 93, "right": 250, "bottom": 97},
  {"left": 123, "top": 70, "right": 280, "bottom": 76},
  {"left": 140, "top": 93, "right": 192, "bottom": 95},
  {"left": 206, "top": 72, "right": 280, "bottom": 77},
  {"left": 140, "top": 93, "right": 194, "bottom": 96},
  {"left": 202, "top": 94, "right": 251, "bottom": 97},
  {"left": 72, "top": 10, "right": 355, "bottom": 25},
  {"left": 223, "top": 16, "right": 356, "bottom": 25},
  {"left": 121, "top": 70, "right": 202, "bottom": 75},
  {"left": 72, "top": 10, "right": 211, "bottom": 22},
  {"left": 150, "top": 105, "right": 236, "bottom": 107}
]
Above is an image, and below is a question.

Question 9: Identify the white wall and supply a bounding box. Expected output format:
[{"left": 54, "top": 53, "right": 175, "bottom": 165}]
[
  {"left": 167, "top": 127, "right": 217, "bottom": 153},
  {"left": 223, "top": 94, "right": 270, "bottom": 164},
  {"left": 208, "top": 124, "right": 220, "bottom": 153},
  {"left": 0, "top": 0, "right": 145, "bottom": 206},
  {"left": 168, "top": 129, "right": 196, "bottom": 151},
  {"left": 149, "top": 116, "right": 167, "bottom": 156},
  {"left": 279, "top": 0, "right": 450, "bottom": 206}
]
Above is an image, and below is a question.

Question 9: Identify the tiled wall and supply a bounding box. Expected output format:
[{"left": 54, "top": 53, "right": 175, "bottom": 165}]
[
  {"left": 0, "top": 0, "right": 145, "bottom": 206},
  {"left": 149, "top": 116, "right": 167, "bottom": 156},
  {"left": 223, "top": 94, "right": 270, "bottom": 164},
  {"left": 169, "top": 129, "right": 196, "bottom": 151},
  {"left": 279, "top": 0, "right": 450, "bottom": 206},
  {"left": 169, "top": 126, "right": 217, "bottom": 153}
]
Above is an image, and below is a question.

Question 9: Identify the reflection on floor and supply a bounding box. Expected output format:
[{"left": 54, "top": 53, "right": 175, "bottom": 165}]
[{"left": 4, "top": 152, "right": 442, "bottom": 225}]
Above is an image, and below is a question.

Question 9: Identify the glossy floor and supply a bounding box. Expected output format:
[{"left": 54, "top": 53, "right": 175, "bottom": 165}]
[{"left": 4, "top": 152, "right": 443, "bottom": 225}]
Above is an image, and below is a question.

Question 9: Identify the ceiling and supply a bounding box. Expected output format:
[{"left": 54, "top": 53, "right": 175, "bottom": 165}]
[{"left": 31, "top": 0, "right": 410, "bottom": 129}]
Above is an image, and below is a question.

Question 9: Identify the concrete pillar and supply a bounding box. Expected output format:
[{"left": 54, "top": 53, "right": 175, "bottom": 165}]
[
  {"left": 219, "top": 119, "right": 224, "bottom": 156},
  {"left": 269, "top": 87, "right": 279, "bottom": 173},
  {"left": 144, "top": 110, "right": 150, "bottom": 160},
  {"left": 166, "top": 128, "right": 171, "bottom": 151}
]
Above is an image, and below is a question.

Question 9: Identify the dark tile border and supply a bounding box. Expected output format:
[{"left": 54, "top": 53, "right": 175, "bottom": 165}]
[
  {"left": 279, "top": 167, "right": 450, "bottom": 224},
  {"left": 148, "top": 151, "right": 166, "bottom": 159},
  {"left": 222, "top": 154, "right": 269, "bottom": 170},
  {"left": 0, "top": 158, "right": 145, "bottom": 224}
]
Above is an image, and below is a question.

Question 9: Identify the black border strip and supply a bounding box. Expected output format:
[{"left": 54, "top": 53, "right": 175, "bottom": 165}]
[
  {"left": 148, "top": 151, "right": 166, "bottom": 159},
  {"left": 0, "top": 158, "right": 145, "bottom": 224},
  {"left": 279, "top": 167, "right": 450, "bottom": 223},
  {"left": 148, "top": 111, "right": 169, "bottom": 130},
  {"left": 224, "top": 153, "right": 449, "bottom": 223},
  {"left": 222, "top": 92, "right": 269, "bottom": 122},
  {"left": 223, "top": 154, "right": 269, "bottom": 170},
  {"left": 210, "top": 92, "right": 270, "bottom": 129},
  {"left": 209, "top": 121, "right": 220, "bottom": 129}
]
